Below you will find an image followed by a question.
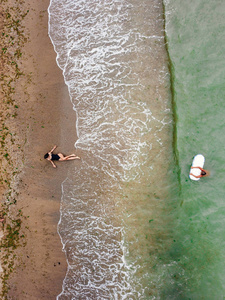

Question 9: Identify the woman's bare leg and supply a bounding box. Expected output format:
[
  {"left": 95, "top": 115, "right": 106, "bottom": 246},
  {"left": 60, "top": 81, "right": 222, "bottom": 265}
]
[
  {"left": 64, "top": 154, "right": 80, "bottom": 159},
  {"left": 64, "top": 156, "right": 80, "bottom": 160},
  {"left": 58, "top": 153, "right": 80, "bottom": 161}
]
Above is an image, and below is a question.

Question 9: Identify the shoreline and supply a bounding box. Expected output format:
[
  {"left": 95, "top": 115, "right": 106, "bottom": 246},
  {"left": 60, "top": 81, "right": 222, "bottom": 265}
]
[
  {"left": 0, "top": 0, "right": 177, "bottom": 298},
  {"left": 0, "top": 0, "right": 78, "bottom": 298}
]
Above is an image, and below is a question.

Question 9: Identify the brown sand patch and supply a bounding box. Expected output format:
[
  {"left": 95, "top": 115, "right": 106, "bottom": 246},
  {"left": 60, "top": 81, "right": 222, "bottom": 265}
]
[{"left": 0, "top": 0, "right": 79, "bottom": 299}]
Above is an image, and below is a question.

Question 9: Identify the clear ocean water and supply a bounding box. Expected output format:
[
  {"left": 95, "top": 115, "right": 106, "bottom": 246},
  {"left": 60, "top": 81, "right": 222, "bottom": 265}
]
[{"left": 48, "top": 0, "right": 225, "bottom": 299}]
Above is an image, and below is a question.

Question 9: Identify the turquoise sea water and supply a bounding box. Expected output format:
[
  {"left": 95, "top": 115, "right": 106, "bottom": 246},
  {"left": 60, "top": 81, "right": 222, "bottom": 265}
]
[
  {"left": 48, "top": 0, "right": 225, "bottom": 298},
  {"left": 164, "top": 0, "right": 225, "bottom": 298}
]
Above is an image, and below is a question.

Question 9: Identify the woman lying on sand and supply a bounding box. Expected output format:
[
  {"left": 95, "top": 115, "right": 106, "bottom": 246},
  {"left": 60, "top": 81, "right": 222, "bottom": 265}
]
[{"left": 44, "top": 145, "right": 80, "bottom": 168}]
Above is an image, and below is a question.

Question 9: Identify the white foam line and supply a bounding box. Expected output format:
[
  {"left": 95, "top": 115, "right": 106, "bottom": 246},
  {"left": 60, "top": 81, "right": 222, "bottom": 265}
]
[{"left": 49, "top": 0, "right": 172, "bottom": 298}]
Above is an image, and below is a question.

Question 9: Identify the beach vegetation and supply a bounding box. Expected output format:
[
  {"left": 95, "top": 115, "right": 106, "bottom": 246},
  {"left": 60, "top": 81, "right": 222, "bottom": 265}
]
[{"left": 0, "top": 1, "right": 31, "bottom": 298}]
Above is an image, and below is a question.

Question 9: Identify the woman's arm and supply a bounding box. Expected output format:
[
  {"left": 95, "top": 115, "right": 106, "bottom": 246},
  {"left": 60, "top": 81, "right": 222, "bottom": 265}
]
[
  {"left": 50, "top": 160, "right": 57, "bottom": 168},
  {"left": 50, "top": 145, "right": 57, "bottom": 153}
]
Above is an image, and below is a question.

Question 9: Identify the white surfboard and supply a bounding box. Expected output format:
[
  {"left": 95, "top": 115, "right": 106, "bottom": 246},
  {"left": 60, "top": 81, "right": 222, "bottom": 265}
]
[{"left": 189, "top": 154, "right": 205, "bottom": 181}]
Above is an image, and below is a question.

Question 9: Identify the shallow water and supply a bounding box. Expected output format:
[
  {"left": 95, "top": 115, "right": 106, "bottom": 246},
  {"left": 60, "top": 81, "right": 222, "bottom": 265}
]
[
  {"left": 163, "top": 0, "right": 225, "bottom": 298},
  {"left": 48, "top": 0, "right": 225, "bottom": 299}
]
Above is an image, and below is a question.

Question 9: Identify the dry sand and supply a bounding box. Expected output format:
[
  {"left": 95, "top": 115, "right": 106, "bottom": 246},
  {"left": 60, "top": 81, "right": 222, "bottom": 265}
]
[{"left": 0, "top": 0, "right": 79, "bottom": 299}]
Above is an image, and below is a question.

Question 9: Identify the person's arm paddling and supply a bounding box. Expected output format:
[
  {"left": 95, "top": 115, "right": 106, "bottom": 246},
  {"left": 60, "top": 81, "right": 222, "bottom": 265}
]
[
  {"left": 190, "top": 173, "right": 202, "bottom": 178},
  {"left": 191, "top": 166, "right": 206, "bottom": 172}
]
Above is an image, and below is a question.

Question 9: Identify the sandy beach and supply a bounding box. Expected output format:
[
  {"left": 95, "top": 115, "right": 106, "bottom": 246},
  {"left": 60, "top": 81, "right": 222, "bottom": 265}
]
[
  {"left": 0, "top": 0, "right": 79, "bottom": 298},
  {"left": 0, "top": 0, "right": 178, "bottom": 298}
]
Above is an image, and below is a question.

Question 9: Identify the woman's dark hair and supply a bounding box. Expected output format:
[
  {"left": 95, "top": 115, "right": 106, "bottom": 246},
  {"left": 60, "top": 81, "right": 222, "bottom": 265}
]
[
  {"left": 201, "top": 171, "right": 206, "bottom": 176},
  {"left": 44, "top": 153, "right": 49, "bottom": 159}
]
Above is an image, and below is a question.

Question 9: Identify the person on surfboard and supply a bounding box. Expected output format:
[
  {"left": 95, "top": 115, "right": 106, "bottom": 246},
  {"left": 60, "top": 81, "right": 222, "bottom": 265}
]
[
  {"left": 190, "top": 166, "right": 209, "bottom": 178},
  {"left": 44, "top": 145, "right": 80, "bottom": 168}
]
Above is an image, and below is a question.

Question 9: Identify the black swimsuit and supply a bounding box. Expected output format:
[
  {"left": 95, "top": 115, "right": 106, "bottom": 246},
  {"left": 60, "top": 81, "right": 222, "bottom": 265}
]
[{"left": 51, "top": 154, "right": 60, "bottom": 161}]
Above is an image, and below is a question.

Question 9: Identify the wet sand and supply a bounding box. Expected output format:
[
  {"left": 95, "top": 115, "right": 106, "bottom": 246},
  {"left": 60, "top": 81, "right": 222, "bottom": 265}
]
[{"left": 0, "top": 0, "right": 78, "bottom": 299}]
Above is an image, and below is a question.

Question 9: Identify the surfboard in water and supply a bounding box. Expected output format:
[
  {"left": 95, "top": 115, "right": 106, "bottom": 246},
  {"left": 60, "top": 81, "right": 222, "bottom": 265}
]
[{"left": 189, "top": 154, "right": 205, "bottom": 181}]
